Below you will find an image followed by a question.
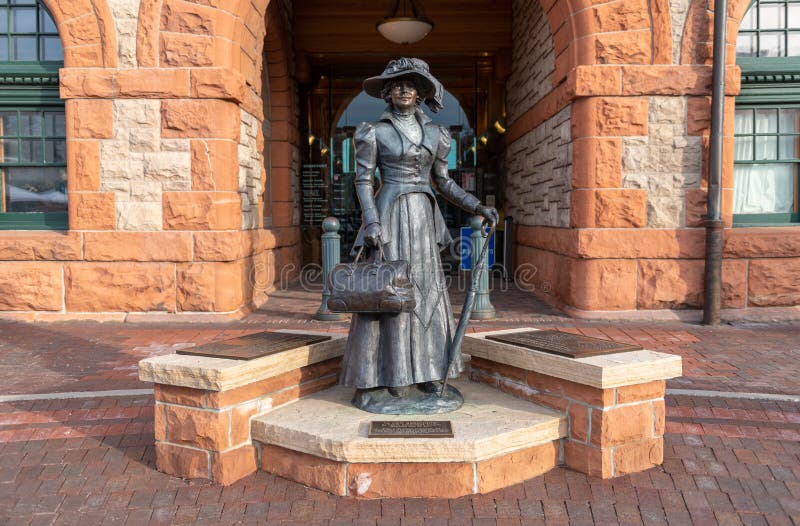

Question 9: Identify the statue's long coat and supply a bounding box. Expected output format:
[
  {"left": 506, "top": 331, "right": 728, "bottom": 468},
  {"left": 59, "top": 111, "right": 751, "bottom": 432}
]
[{"left": 340, "top": 108, "right": 481, "bottom": 389}]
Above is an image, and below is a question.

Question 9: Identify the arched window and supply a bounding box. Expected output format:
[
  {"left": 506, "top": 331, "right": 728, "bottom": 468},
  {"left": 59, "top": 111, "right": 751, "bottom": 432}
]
[
  {"left": 0, "top": 0, "right": 66, "bottom": 230},
  {"left": 734, "top": 0, "right": 800, "bottom": 225}
]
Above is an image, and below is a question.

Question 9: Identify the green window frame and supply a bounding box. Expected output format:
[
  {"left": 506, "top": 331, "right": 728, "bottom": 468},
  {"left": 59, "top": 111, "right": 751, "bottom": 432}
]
[
  {"left": 0, "top": 0, "right": 65, "bottom": 231},
  {"left": 735, "top": 0, "right": 800, "bottom": 226}
]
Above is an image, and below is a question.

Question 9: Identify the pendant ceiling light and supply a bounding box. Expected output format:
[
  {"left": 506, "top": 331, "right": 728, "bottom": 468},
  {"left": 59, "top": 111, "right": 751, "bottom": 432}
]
[{"left": 376, "top": 0, "right": 434, "bottom": 45}]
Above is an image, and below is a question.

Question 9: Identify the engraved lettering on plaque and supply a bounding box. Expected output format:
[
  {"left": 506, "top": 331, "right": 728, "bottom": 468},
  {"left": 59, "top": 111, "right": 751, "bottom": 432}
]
[
  {"left": 485, "top": 330, "right": 642, "bottom": 358},
  {"left": 368, "top": 421, "right": 454, "bottom": 438}
]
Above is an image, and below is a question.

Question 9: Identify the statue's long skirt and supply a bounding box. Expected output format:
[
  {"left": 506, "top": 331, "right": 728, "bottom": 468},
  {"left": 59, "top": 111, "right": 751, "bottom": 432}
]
[{"left": 339, "top": 192, "right": 464, "bottom": 389}]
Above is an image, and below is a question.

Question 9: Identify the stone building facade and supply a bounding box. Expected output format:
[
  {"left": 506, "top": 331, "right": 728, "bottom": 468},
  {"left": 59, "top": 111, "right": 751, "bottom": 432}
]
[{"left": 0, "top": 0, "right": 796, "bottom": 318}]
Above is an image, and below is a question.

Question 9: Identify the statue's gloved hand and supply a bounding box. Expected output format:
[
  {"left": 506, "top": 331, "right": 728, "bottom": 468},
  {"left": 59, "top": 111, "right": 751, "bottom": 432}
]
[
  {"left": 475, "top": 205, "right": 500, "bottom": 228},
  {"left": 363, "top": 222, "right": 383, "bottom": 248}
]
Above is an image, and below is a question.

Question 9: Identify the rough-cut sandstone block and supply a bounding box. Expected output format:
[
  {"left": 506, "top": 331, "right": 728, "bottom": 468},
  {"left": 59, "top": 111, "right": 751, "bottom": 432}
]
[
  {"left": 568, "top": 404, "right": 591, "bottom": 442},
  {"left": 69, "top": 192, "right": 115, "bottom": 230},
  {"left": 162, "top": 191, "right": 242, "bottom": 230},
  {"left": 748, "top": 259, "right": 800, "bottom": 307},
  {"left": 572, "top": 138, "right": 621, "bottom": 188},
  {"left": 261, "top": 444, "right": 346, "bottom": 496},
  {"left": 592, "top": 30, "right": 652, "bottom": 65},
  {"left": 65, "top": 262, "right": 176, "bottom": 312},
  {"left": 591, "top": 403, "right": 653, "bottom": 447},
  {"left": 176, "top": 261, "right": 247, "bottom": 312},
  {"left": 190, "top": 139, "right": 239, "bottom": 191},
  {"left": 212, "top": 445, "right": 257, "bottom": 485},
  {"left": 115, "top": 202, "right": 163, "bottom": 232},
  {"left": 155, "top": 443, "right": 208, "bottom": 480},
  {"left": 83, "top": 232, "right": 192, "bottom": 262},
  {"left": 572, "top": 98, "right": 648, "bottom": 137},
  {"left": 162, "top": 100, "right": 240, "bottom": 139},
  {"left": 115, "top": 69, "right": 190, "bottom": 98},
  {"left": 571, "top": 189, "right": 647, "bottom": 228},
  {"left": 564, "top": 440, "right": 612, "bottom": 478},
  {"left": 159, "top": 32, "right": 214, "bottom": 67},
  {"left": 0, "top": 263, "right": 62, "bottom": 311},
  {"left": 68, "top": 141, "right": 101, "bottom": 191},
  {"left": 637, "top": 259, "right": 704, "bottom": 309},
  {"left": 616, "top": 380, "right": 665, "bottom": 404},
  {"left": 613, "top": 438, "right": 664, "bottom": 475},
  {"left": 0, "top": 232, "right": 81, "bottom": 261},
  {"left": 569, "top": 258, "right": 637, "bottom": 310},
  {"left": 724, "top": 228, "right": 800, "bottom": 258},
  {"left": 348, "top": 462, "right": 474, "bottom": 499},
  {"left": 67, "top": 100, "right": 113, "bottom": 139},
  {"left": 190, "top": 69, "right": 247, "bottom": 102},
  {"left": 621, "top": 66, "right": 712, "bottom": 95},
  {"left": 164, "top": 404, "right": 230, "bottom": 450},
  {"left": 477, "top": 442, "right": 558, "bottom": 494},
  {"left": 722, "top": 259, "right": 748, "bottom": 309}
]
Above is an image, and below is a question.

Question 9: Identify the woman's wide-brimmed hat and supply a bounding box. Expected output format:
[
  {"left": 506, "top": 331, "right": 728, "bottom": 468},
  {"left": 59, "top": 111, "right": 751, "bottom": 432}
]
[{"left": 363, "top": 57, "right": 444, "bottom": 113}]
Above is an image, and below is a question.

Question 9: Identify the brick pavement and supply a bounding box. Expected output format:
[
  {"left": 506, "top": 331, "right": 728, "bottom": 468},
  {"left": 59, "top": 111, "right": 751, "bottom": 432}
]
[
  {"left": 0, "top": 394, "right": 798, "bottom": 525},
  {"left": 0, "top": 283, "right": 799, "bottom": 524}
]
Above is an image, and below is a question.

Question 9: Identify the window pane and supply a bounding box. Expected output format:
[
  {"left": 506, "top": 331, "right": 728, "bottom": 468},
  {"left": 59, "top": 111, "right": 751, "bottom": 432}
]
[
  {"left": 44, "top": 112, "right": 64, "bottom": 136},
  {"left": 1, "top": 139, "right": 18, "bottom": 162},
  {"left": 780, "top": 109, "right": 799, "bottom": 133},
  {"left": 755, "top": 136, "right": 778, "bottom": 159},
  {"left": 0, "top": 8, "right": 7, "bottom": 33},
  {"left": 18, "top": 111, "right": 40, "bottom": 136},
  {"left": 39, "top": 35, "right": 60, "bottom": 61},
  {"left": 11, "top": 35, "right": 35, "bottom": 60},
  {"left": 0, "top": 36, "right": 7, "bottom": 60},
  {"left": 740, "top": 5, "right": 756, "bottom": 30},
  {"left": 789, "top": 31, "right": 800, "bottom": 56},
  {"left": 736, "top": 33, "right": 757, "bottom": 56},
  {"left": 11, "top": 7, "right": 35, "bottom": 32},
  {"left": 735, "top": 108, "right": 754, "bottom": 133},
  {"left": 18, "top": 138, "right": 42, "bottom": 162},
  {"left": 790, "top": 5, "right": 800, "bottom": 28},
  {"left": 735, "top": 136, "right": 754, "bottom": 160},
  {"left": 755, "top": 108, "right": 778, "bottom": 132},
  {"left": 759, "top": 3, "right": 784, "bottom": 29},
  {"left": 4, "top": 166, "right": 67, "bottom": 213},
  {"left": 759, "top": 32, "right": 784, "bottom": 56},
  {"left": 44, "top": 139, "right": 64, "bottom": 163},
  {"left": 10, "top": 0, "right": 38, "bottom": 5},
  {"left": 779, "top": 135, "right": 798, "bottom": 159},
  {"left": 0, "top": 111, "right": 18, "bottom": 136},
  {"left": 39, "top": 8, "right": 56, "bottom": 33},
  {"left": 734, "top": 163, "right": 796, "bottom": 213}
]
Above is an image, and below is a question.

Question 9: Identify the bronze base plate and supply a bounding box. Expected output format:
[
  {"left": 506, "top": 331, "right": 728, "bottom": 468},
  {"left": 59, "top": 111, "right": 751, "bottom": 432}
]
[
  {"left": 368, "top": 420, "right": 454, "bottom": 438},
  {"left": 485, "top": 330, "right": 642, "bottom": 358},
  {"left": 176, "top": 331, "right": 332, "bottom": 360}
]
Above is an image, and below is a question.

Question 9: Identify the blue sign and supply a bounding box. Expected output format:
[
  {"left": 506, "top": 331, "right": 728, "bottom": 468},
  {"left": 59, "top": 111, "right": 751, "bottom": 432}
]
[{"left": 459, "top": 227, "right": 495, "bottom": 271}]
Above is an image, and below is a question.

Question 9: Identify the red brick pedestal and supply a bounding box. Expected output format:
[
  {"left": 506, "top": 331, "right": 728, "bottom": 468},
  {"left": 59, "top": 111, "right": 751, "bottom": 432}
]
[
  {"left": 464, "top": 328, "right": 682, "bottom": 479},
  {"left": 138, "top": 331, "right": 345, "bottom": 485}
]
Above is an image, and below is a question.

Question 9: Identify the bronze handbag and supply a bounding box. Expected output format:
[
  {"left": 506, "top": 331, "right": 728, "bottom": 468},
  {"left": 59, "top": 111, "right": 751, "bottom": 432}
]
[{"left": 327, "top": 246, "right": 416, "bottom": 314}]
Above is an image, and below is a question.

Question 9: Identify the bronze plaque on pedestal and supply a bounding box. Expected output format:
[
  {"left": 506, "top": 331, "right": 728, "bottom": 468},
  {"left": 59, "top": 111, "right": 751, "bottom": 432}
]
[
  {"left": 368, "top": 421, "right": 454, "bottom": 438},
  {"left": 485, "top": 330, "right": 642, "bottom": 358},
  {"left": 176, "top": 332, "right": 332, "bottom": 360}
]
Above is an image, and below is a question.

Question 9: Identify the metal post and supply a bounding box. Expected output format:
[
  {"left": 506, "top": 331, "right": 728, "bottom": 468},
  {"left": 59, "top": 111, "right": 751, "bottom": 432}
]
[
  {"left": 469, "top": 215, "right": 495, "bottom": 320},
  {"left": 315, "top": 216, "right": 346, "bottom": 321},
  {"left": 703, "top": 0, "right": 728, "bottom": 326}
]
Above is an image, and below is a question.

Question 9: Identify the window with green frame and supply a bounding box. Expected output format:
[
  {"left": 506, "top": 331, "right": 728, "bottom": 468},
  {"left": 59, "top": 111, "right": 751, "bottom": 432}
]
[
  {"left": 0, "top": 0, "right": 66, "bottom": 230},
  {"left": 734, "top": 0, "right": 800, "bottom": 225}
]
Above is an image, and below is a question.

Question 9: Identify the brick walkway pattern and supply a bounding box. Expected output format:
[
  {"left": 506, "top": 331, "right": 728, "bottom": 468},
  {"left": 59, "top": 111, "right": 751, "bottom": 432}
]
[{"left": 0, "top": 284, "right": 798, "bottom": 524}]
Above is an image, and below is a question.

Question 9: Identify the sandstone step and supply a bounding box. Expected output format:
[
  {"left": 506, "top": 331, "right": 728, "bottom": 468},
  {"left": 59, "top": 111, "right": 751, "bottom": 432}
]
[
  {"left": 251, "top": 380, "right": 567, "bottom": 497},
  {"left": 252, "top": 379, "right": 566, "bottom": 464}
]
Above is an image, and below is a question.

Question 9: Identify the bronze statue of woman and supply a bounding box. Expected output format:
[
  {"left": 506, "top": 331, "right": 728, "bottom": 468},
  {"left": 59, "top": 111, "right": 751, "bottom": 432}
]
[{"left": 339, "top": 58, "right": 499, "bottom": 414}]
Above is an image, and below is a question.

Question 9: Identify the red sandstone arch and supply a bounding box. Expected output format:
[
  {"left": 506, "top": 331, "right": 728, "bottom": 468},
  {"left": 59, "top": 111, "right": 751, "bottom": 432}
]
[
  {"left": 43, "top": 0, "right": 117, "bottom": 67},
  {"left": 680, "top": 0, "right": 753, "bottom": 65}
]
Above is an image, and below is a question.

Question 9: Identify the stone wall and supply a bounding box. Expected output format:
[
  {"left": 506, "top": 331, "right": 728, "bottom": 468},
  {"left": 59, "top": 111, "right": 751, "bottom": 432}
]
[
  {"left": 505, "top": 107, "right": 571, "bottom": 227},
  {"left": 622, "top": 96, "right": 703, "bottom": 228},
  {"left": 506, "top": 0, "right": 555, "bottom": 123}
]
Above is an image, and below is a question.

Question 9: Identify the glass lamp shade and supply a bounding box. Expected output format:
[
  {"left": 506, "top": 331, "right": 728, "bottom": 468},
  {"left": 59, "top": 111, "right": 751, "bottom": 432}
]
[{"left": 376, "top": 17, "right": 433, "bottom": 44}]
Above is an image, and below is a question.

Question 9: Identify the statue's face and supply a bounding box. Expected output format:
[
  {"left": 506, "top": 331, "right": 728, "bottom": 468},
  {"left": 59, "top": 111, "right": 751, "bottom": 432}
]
[{"left": 389, "top": 80, "right": 418, "bottom": 111}]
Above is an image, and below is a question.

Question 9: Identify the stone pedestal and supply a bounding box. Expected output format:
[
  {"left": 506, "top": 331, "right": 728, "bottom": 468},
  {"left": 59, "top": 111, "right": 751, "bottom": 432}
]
[
  {"left": 138, "top": 326, "right": 682, "bottom": 492},
  {"left": 138, "top": 330, "right": 345, "bottom": 485},
  {"left": 463, "top": 328, "right": 682, "bottom": 478}
]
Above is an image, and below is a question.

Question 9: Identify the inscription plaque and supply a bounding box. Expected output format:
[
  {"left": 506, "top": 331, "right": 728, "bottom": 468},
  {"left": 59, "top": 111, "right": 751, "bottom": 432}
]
[
  {"left": 176, "top": 332, "right": 332, "bottom": 360},
  {"left": 368, "top": 420, "right": 454, "bottom": 438},
  {"left": 485, "top": 330, "right": 642, "bottom": 358}
]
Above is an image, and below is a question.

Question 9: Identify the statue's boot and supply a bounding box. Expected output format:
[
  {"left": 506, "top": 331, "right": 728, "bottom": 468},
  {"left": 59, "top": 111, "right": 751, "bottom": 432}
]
[
  {"left": 416, "top": 381, "right": 441, "bottom": 394},
  {"left": 387, "top": 386, "right": 410, "bottom": 397}
]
